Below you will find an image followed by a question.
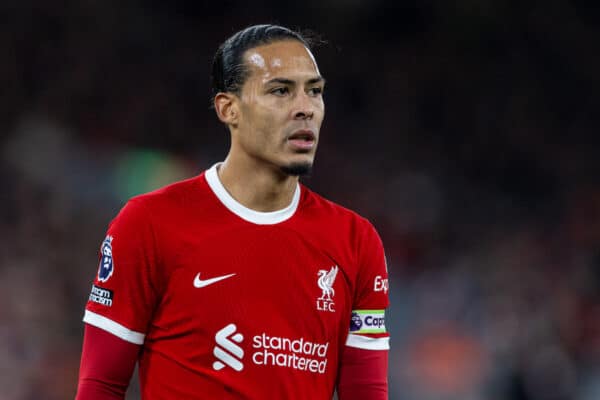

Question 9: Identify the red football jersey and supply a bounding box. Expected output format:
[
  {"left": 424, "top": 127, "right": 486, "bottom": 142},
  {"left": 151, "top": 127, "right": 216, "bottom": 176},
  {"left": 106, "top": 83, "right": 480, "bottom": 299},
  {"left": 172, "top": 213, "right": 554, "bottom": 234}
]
[{"left": 84, "top": 164, "right": 390, "bottom": 399}]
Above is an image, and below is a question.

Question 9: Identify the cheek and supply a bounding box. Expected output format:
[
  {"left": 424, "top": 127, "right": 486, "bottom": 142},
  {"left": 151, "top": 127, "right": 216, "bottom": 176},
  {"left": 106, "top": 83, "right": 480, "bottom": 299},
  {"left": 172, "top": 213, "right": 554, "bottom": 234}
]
[
  {"left": 241, "top": 109, "right": 281, "bottom": 149},
  {"left": 314, "top": 101, "right": 325, "bottom": 125},
  {"left": 256, "top": 105, "right": 285, "bottom": 131},
  {"left": 241, "top": 104, "right": 267, "bottom": 131},
  {"left": 238, "top": 99, "right": 289, "bottom": 146}
]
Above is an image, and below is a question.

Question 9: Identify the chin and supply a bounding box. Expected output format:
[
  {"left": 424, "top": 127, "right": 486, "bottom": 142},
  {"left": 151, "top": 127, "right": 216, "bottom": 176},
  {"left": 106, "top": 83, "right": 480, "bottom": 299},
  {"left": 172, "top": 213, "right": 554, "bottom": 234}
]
[{"left": 280, "top": 162, "right": 313, "bottom": 176}]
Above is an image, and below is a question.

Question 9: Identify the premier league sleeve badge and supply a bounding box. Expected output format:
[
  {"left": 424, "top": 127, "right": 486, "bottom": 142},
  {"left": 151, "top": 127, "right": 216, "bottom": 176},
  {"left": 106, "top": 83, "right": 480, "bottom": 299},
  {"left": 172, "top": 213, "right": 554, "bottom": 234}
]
[{"left": 98, "top": 235, "right": 114, "bottom": 282}]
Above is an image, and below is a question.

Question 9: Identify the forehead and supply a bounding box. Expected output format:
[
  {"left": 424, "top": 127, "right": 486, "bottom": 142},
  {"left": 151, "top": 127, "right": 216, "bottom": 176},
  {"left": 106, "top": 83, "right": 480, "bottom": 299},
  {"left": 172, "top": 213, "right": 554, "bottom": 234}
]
[{"left": 243, "top": 40, "right": 320, "bottom": 82}]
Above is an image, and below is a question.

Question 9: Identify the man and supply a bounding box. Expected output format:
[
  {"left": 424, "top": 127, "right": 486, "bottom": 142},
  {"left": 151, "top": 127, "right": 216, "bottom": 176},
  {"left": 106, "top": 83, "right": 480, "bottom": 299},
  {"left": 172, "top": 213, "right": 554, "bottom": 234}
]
[{"left": 77, "top": 24, "right": 389, "bottom": 399}]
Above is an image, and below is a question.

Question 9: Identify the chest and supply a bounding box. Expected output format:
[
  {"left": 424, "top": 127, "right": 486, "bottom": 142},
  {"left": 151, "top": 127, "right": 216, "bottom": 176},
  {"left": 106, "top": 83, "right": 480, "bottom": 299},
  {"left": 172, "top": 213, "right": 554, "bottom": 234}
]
[{"left": 154, "top": 224, "right": 354, "bottom": 342}]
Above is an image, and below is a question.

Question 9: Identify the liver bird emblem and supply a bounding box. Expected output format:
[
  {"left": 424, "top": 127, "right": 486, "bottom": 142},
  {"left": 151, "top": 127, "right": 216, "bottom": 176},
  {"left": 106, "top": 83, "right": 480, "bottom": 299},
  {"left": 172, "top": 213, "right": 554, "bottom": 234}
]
[{"left": 318, "top": 265, "right": 338, "bottom": 301}]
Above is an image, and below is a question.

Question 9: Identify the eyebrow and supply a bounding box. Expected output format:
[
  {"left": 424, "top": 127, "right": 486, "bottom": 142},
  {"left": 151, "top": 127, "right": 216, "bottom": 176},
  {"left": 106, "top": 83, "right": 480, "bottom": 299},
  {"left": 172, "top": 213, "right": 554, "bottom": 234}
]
[{"left": 265, "top": 77, "right": 326, "bottom": 86}]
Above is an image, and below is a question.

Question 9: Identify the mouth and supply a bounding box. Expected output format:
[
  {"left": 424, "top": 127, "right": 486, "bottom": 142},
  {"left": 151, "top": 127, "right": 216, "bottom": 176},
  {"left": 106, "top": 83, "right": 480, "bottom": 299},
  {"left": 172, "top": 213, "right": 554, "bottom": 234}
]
[{"left": 287, "top": 129, "right": 316, "bottom": 151}]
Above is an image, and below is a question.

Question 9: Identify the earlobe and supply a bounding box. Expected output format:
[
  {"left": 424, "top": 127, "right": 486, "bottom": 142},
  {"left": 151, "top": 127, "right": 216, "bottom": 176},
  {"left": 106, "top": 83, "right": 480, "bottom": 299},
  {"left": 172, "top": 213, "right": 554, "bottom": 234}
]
[{"left": 214, "top": 93, "right": 239, "bottom": 127}]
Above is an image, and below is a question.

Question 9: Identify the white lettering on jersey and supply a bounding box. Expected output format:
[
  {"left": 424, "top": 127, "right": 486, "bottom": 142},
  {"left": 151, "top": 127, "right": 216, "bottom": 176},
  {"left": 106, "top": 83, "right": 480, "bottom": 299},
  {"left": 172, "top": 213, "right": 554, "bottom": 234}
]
[
  {"left": 213, "top": 324, "right": 244, "bottom": 371},
  {"left": 89, "top": 284, "right": 113, "bottom": 307},
  {"left": 213, "top": 324, "right": 329, "bottom": 374},
  {"left": 316, "top": 265, "right": 338, "bottom": 312},
  {"left": 212, "top": 324, "right": 330, "bottom": 374},
  {"left": 252, "top": 333, "right": 329, "bottom": 374},
  {"left": 374, "top": 275, "right": 388, "bottom": 294}
]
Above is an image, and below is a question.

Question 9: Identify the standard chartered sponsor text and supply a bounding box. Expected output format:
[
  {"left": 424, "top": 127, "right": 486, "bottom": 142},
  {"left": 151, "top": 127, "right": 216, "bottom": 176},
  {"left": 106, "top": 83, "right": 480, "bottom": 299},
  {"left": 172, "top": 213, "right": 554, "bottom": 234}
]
[{"left": 252, "top": 333, "right": 329, "bottom": 373}]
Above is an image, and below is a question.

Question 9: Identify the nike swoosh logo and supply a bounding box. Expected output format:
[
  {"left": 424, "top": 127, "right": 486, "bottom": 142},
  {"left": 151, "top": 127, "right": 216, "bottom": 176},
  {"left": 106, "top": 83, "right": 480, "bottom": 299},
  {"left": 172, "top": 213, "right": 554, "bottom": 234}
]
[{"left": 193, "top": 272, "right": 236, "bottom": 288}]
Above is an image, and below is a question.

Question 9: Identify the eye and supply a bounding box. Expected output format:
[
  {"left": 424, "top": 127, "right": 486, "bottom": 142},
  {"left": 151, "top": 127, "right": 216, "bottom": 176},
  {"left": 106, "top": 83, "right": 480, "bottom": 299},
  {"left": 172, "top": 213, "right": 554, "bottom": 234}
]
[
  {"left": 270, "top": 87, "right": 289, "bottom": 96},
  {"left": 308, "top": 87, "right": 324, "bottom": 96}
]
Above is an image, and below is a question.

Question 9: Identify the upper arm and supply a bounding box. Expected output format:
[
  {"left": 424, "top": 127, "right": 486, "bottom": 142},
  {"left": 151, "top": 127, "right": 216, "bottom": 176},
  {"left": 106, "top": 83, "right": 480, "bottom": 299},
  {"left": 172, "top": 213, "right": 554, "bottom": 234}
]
[
  {"left": 337, "top": 346, "right": 388, "bottom": 400},
  {"left": 76, "top": 324, "right": 140, "bottom": 399},
  {"left": 84, "top": 199, "right": 162, "bottom": 344},
  {"left": 77, "top": 199, "right": 162, "bottom": 398},
  {"left": 346, "top": 220, "right": 390, "bottom": 351},
  {"left": 338, "top": 220, "right": 390, "bottom": 399}
]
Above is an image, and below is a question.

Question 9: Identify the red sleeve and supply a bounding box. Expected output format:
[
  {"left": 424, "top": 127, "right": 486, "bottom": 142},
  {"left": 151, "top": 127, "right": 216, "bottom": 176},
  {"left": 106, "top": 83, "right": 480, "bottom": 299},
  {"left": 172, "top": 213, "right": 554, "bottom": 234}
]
[
  {"left": 76, "top": 324, "right": 140, "bottom": 400},
  {"left": 354, "top": 221, "right": 389, "bottom": 311},
  {"left": 84, "top": 198, "right": 162, "bottom": 345},
  {"left": 346, "top": 220, "right": 390, "bottom": 350},
  {"left": 337, "top": 346, "right": 388, "bottom": 400}
]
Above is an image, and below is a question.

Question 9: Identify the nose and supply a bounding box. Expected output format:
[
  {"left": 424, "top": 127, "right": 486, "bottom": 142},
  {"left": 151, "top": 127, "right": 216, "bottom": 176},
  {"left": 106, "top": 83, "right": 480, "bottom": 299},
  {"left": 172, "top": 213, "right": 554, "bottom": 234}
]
[
  {"left": 294, "top": 109, "right": 313, "bottom": 120},
  {"left": 293, "top": 92, "right": 315, "bottom": 120}
]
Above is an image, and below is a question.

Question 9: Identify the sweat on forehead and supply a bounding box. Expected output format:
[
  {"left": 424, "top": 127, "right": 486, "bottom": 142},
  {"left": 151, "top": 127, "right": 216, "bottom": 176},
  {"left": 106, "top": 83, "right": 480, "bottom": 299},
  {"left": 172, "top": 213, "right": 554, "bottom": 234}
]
[{"left": 243, "top": 41, "right": 320, "bottom": 76}]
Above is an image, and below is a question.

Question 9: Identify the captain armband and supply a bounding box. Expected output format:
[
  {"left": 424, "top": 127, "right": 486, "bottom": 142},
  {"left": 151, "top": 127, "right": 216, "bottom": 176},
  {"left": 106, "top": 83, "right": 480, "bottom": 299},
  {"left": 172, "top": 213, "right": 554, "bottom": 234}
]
[{"left": 349, "top": 310, "right": 386, "bottom": 334}]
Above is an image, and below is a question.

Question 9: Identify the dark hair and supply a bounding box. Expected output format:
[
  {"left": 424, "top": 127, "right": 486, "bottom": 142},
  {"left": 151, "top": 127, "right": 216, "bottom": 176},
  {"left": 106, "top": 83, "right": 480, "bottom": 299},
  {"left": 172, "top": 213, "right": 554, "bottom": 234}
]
[{"left": 211, "top": 24, "right": 312, "bottom": 98}]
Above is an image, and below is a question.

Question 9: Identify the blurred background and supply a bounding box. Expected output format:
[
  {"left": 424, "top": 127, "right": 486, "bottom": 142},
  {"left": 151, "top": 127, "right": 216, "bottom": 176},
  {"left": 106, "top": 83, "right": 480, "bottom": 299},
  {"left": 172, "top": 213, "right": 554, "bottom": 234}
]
[{"left": 2, "top": 0, "right": 600, "bottom": 399}]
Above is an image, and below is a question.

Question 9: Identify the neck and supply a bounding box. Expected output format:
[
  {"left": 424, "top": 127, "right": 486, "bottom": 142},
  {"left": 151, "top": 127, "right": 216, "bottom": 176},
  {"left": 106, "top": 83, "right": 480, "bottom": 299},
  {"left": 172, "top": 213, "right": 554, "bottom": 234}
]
[{"left": 217, "top": 155, "right": 299, "bottom": 212}]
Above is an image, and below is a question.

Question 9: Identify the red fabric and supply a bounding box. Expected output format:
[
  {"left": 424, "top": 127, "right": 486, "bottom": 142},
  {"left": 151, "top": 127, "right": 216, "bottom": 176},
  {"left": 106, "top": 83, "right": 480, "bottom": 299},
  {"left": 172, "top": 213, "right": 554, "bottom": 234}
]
[
  {"left": 337, "top": 346, "right": 389, "bottom": 400},
  {"left": 76, "top": 324, "right": 140, "bottom": 400}
]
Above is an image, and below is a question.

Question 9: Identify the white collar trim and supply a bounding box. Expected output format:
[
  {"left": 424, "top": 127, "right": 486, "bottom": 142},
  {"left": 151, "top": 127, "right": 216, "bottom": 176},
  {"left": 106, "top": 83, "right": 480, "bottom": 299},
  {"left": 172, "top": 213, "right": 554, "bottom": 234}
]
[{"left": 205, "top": 163, "right": 300, "bottom": 225}]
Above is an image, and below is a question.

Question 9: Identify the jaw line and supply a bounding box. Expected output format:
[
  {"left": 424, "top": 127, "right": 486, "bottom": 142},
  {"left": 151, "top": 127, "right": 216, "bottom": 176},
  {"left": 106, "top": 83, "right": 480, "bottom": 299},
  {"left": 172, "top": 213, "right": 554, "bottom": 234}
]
[{"left": 280, "top": 162, "right": 313, "bottom": 176}]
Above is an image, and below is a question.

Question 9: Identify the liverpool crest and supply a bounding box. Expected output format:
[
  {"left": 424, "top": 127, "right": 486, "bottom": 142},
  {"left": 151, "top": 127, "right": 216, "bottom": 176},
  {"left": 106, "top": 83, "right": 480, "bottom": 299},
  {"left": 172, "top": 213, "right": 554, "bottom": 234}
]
[{"left": 317, "top": 265, "right": 338, "bottom": 312}]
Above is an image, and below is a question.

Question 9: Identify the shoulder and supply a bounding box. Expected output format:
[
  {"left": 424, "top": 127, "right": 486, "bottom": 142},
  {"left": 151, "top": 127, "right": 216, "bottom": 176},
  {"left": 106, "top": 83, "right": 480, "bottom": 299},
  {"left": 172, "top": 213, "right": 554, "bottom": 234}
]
[
  {"left": 132, "top": 173, "right": 207, "bottom": 203},
  {"left": 112, "top": 173, "right": 209, "bottom": 225},
  {"left": 300, "top": 185, "right": 378, "bottom": 234},
  {"left": 127, "top": 173, "right": 208, "bottom": 211},
  {"left": 298, "top": 186, "right": 383, "bottom": 256}
]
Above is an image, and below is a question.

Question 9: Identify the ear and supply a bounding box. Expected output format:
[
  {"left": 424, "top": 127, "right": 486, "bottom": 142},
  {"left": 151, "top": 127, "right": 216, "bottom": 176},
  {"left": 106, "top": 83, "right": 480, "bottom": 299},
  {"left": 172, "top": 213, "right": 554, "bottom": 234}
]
[{"left": 214, "top": 92, "right": 239, "bottom": 127}]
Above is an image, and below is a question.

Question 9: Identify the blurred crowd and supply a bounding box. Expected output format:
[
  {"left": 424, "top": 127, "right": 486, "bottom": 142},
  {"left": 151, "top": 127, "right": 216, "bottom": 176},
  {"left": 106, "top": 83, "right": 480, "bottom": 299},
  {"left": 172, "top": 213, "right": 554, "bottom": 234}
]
[{"left": 2, "top": 1, "right": 600, "bottom": 399}]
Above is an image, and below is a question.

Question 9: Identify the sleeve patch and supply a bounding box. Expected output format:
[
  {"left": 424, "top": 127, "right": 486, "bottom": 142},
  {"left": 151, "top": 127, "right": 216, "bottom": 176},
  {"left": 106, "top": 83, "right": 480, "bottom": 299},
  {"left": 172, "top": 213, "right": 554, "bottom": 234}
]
[
  {"left": 350, "top": 310, "right": 386, "bottom": 334},
  {"left": 88, "top": 284, "right": 113, "bottom": 307},
  {"left": 98, "top": 235, "right": 115, "bottom": 282}
]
